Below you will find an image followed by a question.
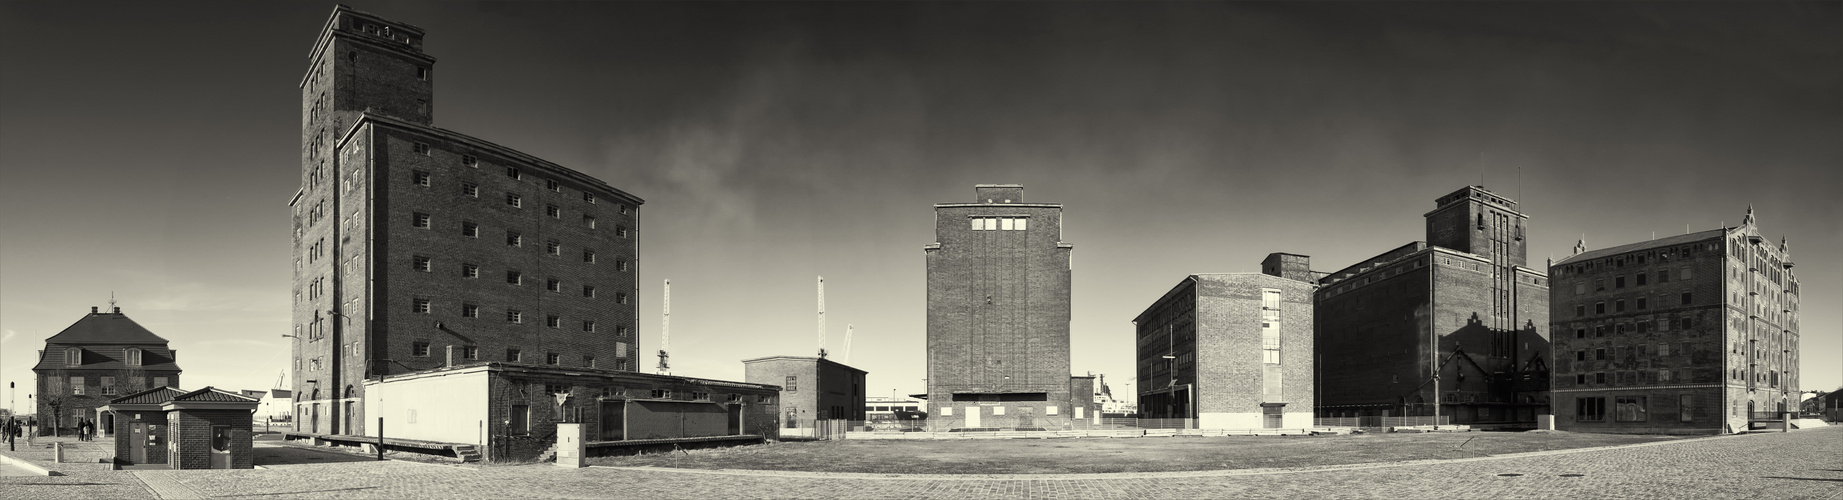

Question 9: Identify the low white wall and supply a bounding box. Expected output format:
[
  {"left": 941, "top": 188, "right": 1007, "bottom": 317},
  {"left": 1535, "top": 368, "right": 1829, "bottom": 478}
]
[{"left": 365, "top": 371, "right": 489, "bottom": 445}]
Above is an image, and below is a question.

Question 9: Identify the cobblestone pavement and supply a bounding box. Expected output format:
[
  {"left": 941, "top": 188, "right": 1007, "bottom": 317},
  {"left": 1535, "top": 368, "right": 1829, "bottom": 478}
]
[{"left": 4, "top": 427, "right": 1839, "bottom": 499}]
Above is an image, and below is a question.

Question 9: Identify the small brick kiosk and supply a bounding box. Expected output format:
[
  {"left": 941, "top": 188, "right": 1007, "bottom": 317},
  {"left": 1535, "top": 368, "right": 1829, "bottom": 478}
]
[
  {"left": 102, "top": 387, "right": 186, "bottom": 467},
  {"left": 163, "top": 387, "right": 259, "bottom": 469}
]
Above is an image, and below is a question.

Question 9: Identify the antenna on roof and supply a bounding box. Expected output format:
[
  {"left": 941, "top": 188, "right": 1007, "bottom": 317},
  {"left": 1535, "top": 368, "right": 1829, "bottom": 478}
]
[{"left": 109, "top": 291, "right": 116, "bottom": 312}]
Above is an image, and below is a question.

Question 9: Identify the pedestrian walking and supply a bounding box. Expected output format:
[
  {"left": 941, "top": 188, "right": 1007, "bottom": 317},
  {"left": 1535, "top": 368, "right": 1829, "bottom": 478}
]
[{"left": 80, "top": 418, "right": 91, "bottom": 441}]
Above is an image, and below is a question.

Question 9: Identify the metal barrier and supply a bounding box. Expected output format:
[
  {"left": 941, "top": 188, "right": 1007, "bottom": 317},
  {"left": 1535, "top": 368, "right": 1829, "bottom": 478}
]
[{"left": 1313, "top": 416, "right": 1450, "bottom": 428}]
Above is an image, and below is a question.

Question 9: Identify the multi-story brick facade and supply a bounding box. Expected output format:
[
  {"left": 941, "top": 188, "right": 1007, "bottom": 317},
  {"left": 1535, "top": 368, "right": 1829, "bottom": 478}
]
[
  {"left": 924, "top": 185, "right": 1076, "bottom": 429},
  {"left": 290, "top": 6, "right": 642, "bottom": 437},
  {"left": 742, "top": 356, "right": 867, "bottom": 430},
  {"left": 1133, "top": 258, "right": 1316, "bottom": 429},
  {"left": 1315, "top": 186, "right": 1551, "bottom": 425},
  {"left": 1549, "top": 208, "right": 1800, "bottom": 434},
  {"left": 32, "top": 306, "right": 182, "bottom": 435}
]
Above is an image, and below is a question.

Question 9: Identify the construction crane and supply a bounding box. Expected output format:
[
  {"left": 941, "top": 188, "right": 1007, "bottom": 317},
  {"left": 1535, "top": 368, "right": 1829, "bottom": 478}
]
[
  {"left": 274, "top": 370, "right": 286, "bottom": 389},
  {"left": 816, "top": 276, "right": 827, "bottom": 359},
  {"left": 843, "top": 324, "right": 854, "bottom": 364},
  {"left": 657, "top": 279, "right": 671, "bottom": 375}
]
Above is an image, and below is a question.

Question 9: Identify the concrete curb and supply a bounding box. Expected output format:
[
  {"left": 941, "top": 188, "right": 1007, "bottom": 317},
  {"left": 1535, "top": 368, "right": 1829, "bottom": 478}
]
[
  {"left": 589, "top": 428, "right": 1816, "bottom": 482},
  {"left": 0, "top": 453, "right": 59, "bottom": 476}
]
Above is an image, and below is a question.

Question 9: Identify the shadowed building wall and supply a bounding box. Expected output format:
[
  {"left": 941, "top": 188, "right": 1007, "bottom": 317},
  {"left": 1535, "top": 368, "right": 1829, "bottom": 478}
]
[{"left": 1314, "top": 186, "right": 1551, "bottom": 425}]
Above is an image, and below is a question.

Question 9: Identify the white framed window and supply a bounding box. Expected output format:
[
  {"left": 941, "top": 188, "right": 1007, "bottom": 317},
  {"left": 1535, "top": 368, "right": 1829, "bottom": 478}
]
[
  {"left": 547, "top": 205, "right": 560, "bottom": 218},
  {"left": 546, "top": 279, "right": 561, "bottom": 292},
  {"left": 506, "top": 231, "right": 522, "bottom": 247},
  {"left": 462, "top": 183, "right": 478, "bottom": 197},
  {"left": 462, "top": 221, "right": 478, "bottom": 237},
  {"left": 507, "top": 271, "right": 522, "bottom": 285},
  {"left": 462, "top": 303, "right": 479, "bottom": 318},
  {"left": 583, "top": 285, "right": 596, "bottom": 298},
  {"left": 413, "top": 298, "right": 431, "bottom": 314},
  {"left": 66, "top": 348, "right": 81, "bottom": 366},
  {"left": 126, "top": 348, "right": 142, "bottom": 366},
  {"left": 413, "top": 142, "right": 430, "bottom": 155},
  {"left": 583, "top": 250, "right": 596, "bottom": 263},
  {"left": 547, "top": 241, "right": 561, "bottom": 255},
  {"left": 462, "top": 263, "right": 479, "bottom": 278},
  {"left": 583, "top": 192, "right": 595, "bottom": 204},
  {"left": 547, "top": 179, "right": 561, "bottom": 192},
  {"left": 506, "top": 167, "right": 521, "bottom": 180},
  {"left": 583, "top": 320, "right": 596, "bottom": 332},
  {"left": 615, "top": 225, "right": 628, "bottom": 238},
  {"left": 506, "top": 193, "right": 522, "bottom": 208},
  {"left": 412, "top": 212, "right": 431, "bottom": 228},
  {"left": 506, "top": 310, "right": 522, "bottom": 323},
  {"left": 413, "top": 170, "right": 430, "bottom": 186},
  {"left": 413, "top": 255, "right": 431, "bottom": 272},
  {"left": 71, "top": 376, "right": 86, "bottom": 395},
  {"left": 585, "top": 215, "right": 596, "bottom": 229},
  {"left": 462, "top": 154, "right": 478, "bottom": 167},
  {"left": 547, "top": 315, "right": 561, "bottom": 328}
]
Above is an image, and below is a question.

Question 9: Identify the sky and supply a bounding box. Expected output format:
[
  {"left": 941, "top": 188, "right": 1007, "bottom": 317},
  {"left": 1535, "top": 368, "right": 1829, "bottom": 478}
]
[{"left": 2, "top": 1, "right": 1839, "bottom": 413}]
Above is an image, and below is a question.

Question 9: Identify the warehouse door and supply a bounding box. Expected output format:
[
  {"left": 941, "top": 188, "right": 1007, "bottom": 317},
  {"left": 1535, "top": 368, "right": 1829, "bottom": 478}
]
[{"left": 599, "top": 400, "right": 624, "bottom": 441}]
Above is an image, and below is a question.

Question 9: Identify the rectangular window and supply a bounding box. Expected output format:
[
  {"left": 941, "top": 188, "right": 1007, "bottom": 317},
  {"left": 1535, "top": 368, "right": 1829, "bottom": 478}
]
[
  {"left": 785, "top": 375, "right": 798, "bottom": 392},
  {"left": 616, "top": 259, "right": 628, "bottom": 272},
  {"left": 413, "top": 170, "right": 431, "bottom": 186},
  {"left": 1680, "top": 317, "right": 1693, "bottom": 329},
  {"left": 546, "top": 205, "right": 560, "bottom": 218},
  {"left": 462, "top": 303, "right": 479, "bottom": 318},
  {"left": 510, "top": 405, "right": 529, "bottom": 434},
  {"left": 1574, "top": 282, "right": 1585, "bottom": 295},
  {"left": 1615, "top": 396, "right": 1648, "bottom": 422},
  {"left": 71, "top": 376, "right": 86, "bottom": 395},
  {"left": 1577, "top": 397, "right": 1606, "bottom": 421},
  {"left": 1680, "top": 292, "right": 1692, "bottom": 305},
  {"left": 1658, "top": 369, "right": 1671, "bottom": 382},
  {"left": 583, "top": 285, "right": 596, "bottom": 298},
  {"left": 547, "top": 179, "right": 561, "bottom": 192},
  {"left": 547, "top": 241, "right": 560, "bottom": 255},
  {"left": 1615, "top": 276, "right": 1625, "bottom": 288},
  {"left": 616, "top": 293, "right": 629, "bottom": 304},
  {"left": 546, "top": 279, "right": 561, "bottom": 292},
  {"left": 1637, "top": 297, "right": 1647, "bottom": 310},
  {"left": 618, "top": 204, "right": 628, "bottom": 215},
  {"left": 583, "top": 355, "right": 595, "bottom": 368},
  {"left": 506, "top": 231, "right": 521, "bottom": 247},
  {"left": 1595, "top": 302, "right": 1605, "bottom": 314},
  {"left": 413, "top": 142, "right": 430, "bottom": 155},
  {"left": 412, "top": 212, "right": 431, "bottom": 228},
  {"left": 506, "top": 349, "right": 522, "bottom": 362},
  {"left": 127, "top": 349, "right": 142, "bottom": 366},
  {"left": 463, "top": 345, "right": 479, "bottom": 359},
  {"left": 1575, "top": 328, "right": 1585, "bottom": 339},
  {"left": 583, "top": 250, "right": 596, "bottom": 263},
  {"left": 584, "top": 215, "right": 596, "bottom": 229},
  {"left": 615, "top": 225, "right": 628, "bottom": 238},
  {"left": 507, "top": 310, "right": 522, "bottom": 323},
  {"left": 413, "top": 298, "right": 431, "bottom": 314},
  {"left": 412, "top": 341, "right": 431, "bottom": 357},
  {"left": 1679, "top": 395, "right": 1693, "bottom": 422},
  {"left": 506, "top": 167, "right": 521, "bottom": 180},
  {"left": 1595, "top": 348, "right": 1606, "bottom": 360},
  {"left": 1679, "top": 267, "right": 1691, "bottom": 280},
  {"left": 583, "top": 192, "right": 595, "bottom": 204},
  {"left": 413, "top": 255, "right": 431, "bottom": 272},
  {"left": 546, "top": 353, "right": 560, "bottom": 365},
  {"left": 1575, "top": 350, "right": 1585, "bottom": 361},
  {"left": 462, "top": 154, "right": 478, "bottom": 167},
  {"left": 462, "top": 183, "right": 478, "bottom": 197},
  {"left": 507, "top": 271, "right": 522, "bottom": 285},
  {"left": 547, "top": 315, "right": 561, "bottom": 328},
  {"left": 506, "top": 193, "right": 522, "bottom": 208},
  {"left": 417, "top": 66, "right": 429, "bottom": 80},
  {"left": 1615, "top": 299, "right": 1625, "bottom": 312},
  {"left": 1636, "top": 273, "right": 1647, "bottom": 286},
  {"left": 1596, "top": 372, "right": 1607, "bottom": 384},
  {"left": 1658, "top": 270, "right": 1670, "bottom": 283},
  {"left": 583, "top": 320, "right": 596, "bottom": 332},
  {"left": 462, "top": 263, "right": 479, "bottom": 278},
  {"left": 100, "top": 376, "right": 117, "bottom": 396},
  {"left": 462, "top": 221, "right": 478, "bottom": 237},
  {"left": 154, "top": 376, "right": 168, "bottom": 388},
  {"left": 1595, "top": 279, "right": 1604, "bottom": 291}
]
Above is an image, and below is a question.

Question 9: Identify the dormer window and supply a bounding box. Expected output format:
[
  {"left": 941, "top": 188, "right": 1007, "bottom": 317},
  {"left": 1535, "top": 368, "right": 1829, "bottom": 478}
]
[
  {"left": 66, "top": 348, "right": 82, "bottom": 366},
  {"left": 126, "top": 348, "right": 143, "bottom": 366}
]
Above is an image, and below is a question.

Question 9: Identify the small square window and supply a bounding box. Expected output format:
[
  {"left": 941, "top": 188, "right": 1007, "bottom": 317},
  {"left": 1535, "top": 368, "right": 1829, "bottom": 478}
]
[
  {"left": 506, "top": 348, "right": 522, "bottom": 362},
  {"left": 547, "top": 241, "right": 561, "bottom": 255},
  {"left": 463, "top": 345, "right": 479, "bottom": 359},
  {"left": 616, "top": 292, "right": 628, "bottom": 304},
  {"left": 462, "top": 183, "right": 478, "bottom": 197},
  {"left": 547, "top": 205, "right": 560, "bottom": 218},
  {"left": 585, "top": 215, "right": 596, "bottom": 229},
  {"left": 507, "top": 271, "right": 522, "bottom": 285},
  {"left": 507, "top": 231, "right": 522, "bottom": 247},
  {"left": 1680, "top": 292, "right": 1692, "bottom": 305},
  {"left": 653, "top": 389, "right": 672, "bottom": 399},
  {"left": 615, "top": 225, "right": 628, "bottom": 238},
  {"left": 547, "top": 179, "right": 560, "bottom": 192},
  {"left": 583, "top": 250, "right": 596, "bottom": 263},
  {"left": 413, "top": 341, "right": 431, "bottom": 357},
  {"left": 462, "top": 221, "right": 478, "bottom": 237},
  {"left": 583, "top": 192, "right": 595, "bottom": 204},
  {"left": 583, "top": 320, "right": 596, "bottom": 332},
  {"left": 462, "top": 303, "right": 479, "bottom": 318},
  {"left": 583, "top": 285, "right": 596, "bottom": 298},
  {"left": 507, "top": 167, "right": 521, "bottom": 180},
  {"left": 546, "top": 352, "right": 561, "bottom": 365},
  {"left": 412, "top": 298, "right": 431, "bottom": 314},
  {"left": 462, "top": 263, "right": 479, "bottom": 278},
  {"left": 413, "top": 170, "right": 431, "bottom": 186},
  {"left": 618, "top": 204, "right": 628, "bottom": 215},
  {"left": 417, "top": 66, "right": 429, "bottom": 80},
  {"left": 413, "top": 142, "right": 430, "bottom": 155},
  {"left": 506, "top": 193, "right": 522, "bottom": 208},
  {"left": 547, "top": 315, "right": 561, "bottom": 328},
  {"left": 546, "top": 279, "right": 561, "bottom": 292},
  {"left": 583, "top": 355, "right": 596, "bottom": 368},
  {"left": 507, "top": 310, "right": 522, "bottom": 323},
  {"left": 412, "top": 212, "right": 431, "bottom": 228},
  {"left": 616, "top": 259, "right": 629, "bottom": 272},
  {"left": 462, "top": 154, "right": 478, "bottom": 167},
  {"left": 413, "top": 255, "right": 431, "bottom": 272}
]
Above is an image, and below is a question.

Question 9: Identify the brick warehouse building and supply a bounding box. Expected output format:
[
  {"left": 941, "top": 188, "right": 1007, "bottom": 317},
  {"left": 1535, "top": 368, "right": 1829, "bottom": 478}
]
[
  {"left": 1549, "top": 208, "right": 1801, "bottom": 434},
  {"left": 925, "top": 185, "right": 1087, "bottom": 430},
  {"left": 290, "top": 6, "right": 642, "bottom": 438},
  {"left": 742, "top": 356, "right": 867, "bottom": 434},
  {"left": 1315, "top": 186, "right": 1551, "bottom": 426},
  {"left": 33, "top": 306, "right": 183, "bottom": 436},
  {"left": 1132, "top": 254, "right": 1316, "bottom": 429}
]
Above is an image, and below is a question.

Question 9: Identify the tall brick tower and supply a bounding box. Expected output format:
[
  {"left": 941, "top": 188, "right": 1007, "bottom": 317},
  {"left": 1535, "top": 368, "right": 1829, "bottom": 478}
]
[
  {"left": 291, "top": 6, "right": 643, "bottom": 437},
  {"left": 924, "top": 185, "right": 1076, "bottom": 429}
]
